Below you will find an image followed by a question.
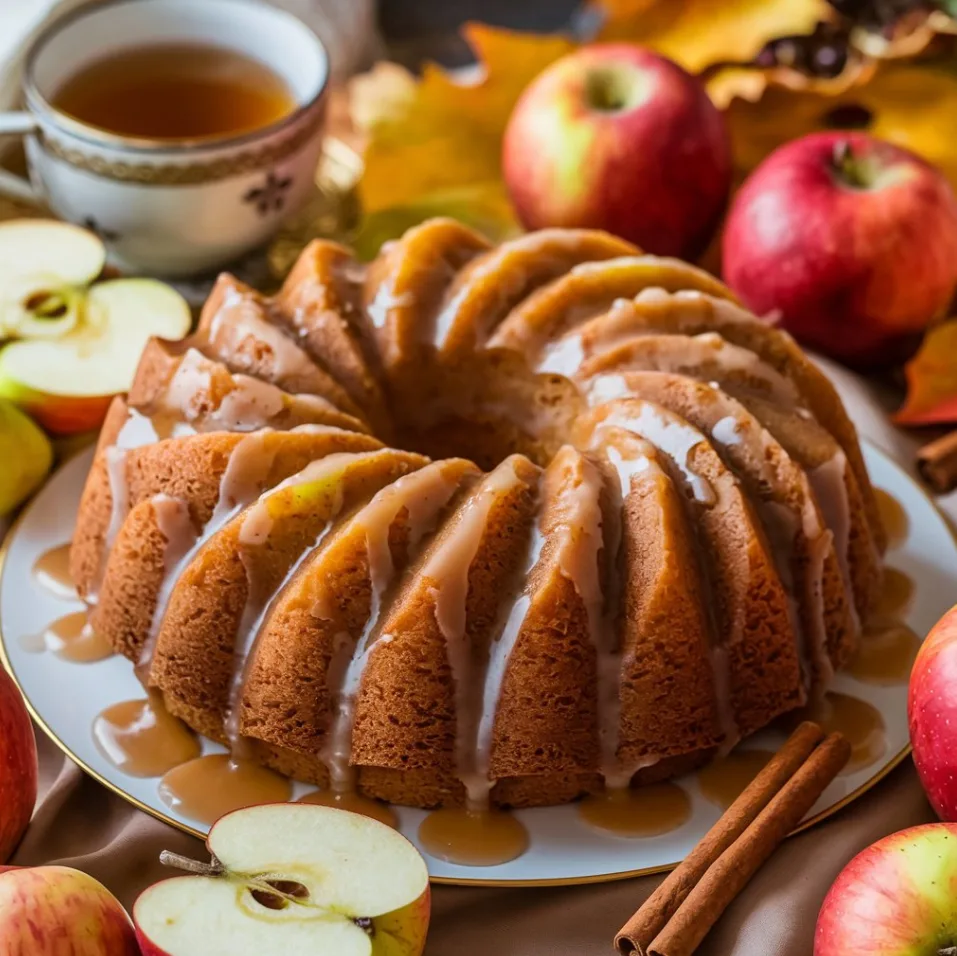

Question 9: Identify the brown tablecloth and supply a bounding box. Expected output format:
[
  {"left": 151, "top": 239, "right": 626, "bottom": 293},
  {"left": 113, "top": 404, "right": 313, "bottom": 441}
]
[{"left": 10, "top": 360, "right": 954, "bottom": 955}]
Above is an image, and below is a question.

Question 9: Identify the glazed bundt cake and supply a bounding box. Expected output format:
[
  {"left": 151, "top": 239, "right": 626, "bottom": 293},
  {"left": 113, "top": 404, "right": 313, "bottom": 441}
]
[{"left": 70, "top": 219, "right": 884, "bottom": 811}]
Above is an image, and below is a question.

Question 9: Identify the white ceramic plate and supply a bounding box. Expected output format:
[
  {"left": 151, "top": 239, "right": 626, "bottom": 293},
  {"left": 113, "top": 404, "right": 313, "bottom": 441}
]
[{"left": 2, "top": 443, "right": 954, "bottom": 886}]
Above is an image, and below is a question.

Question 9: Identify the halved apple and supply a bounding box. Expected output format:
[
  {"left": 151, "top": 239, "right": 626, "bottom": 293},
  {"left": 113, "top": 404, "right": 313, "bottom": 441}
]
[
  {"left": 0, "top": 278, "right": 191, "bottom": 435},
  {"left": 133, "top": 804, "right": 431, "bottom": 956},
  {"left": 0, "top": 220, "right": 106, "bottom": 341}
]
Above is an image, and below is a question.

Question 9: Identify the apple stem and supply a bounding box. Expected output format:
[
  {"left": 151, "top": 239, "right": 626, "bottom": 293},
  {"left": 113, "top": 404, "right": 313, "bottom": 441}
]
[
  {"left": 159, "top": 849, "right": 225, "bottom": 878},
  {"left": 831, "top": 140, "right": 875, "bottom": 190}
]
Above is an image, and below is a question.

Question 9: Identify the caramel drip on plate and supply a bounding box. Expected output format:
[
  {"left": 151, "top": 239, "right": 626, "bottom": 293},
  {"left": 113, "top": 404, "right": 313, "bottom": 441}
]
[
  {"left": 874, "top": 567, "right": 915, "bottom": 618},
  {"left": 93, "top": 690, "right": 200, "bottom": 777},
  {"left": 875, "top": 487, "right": 908, "bottom": 549},
  {"left": 697, "top": 749, "right": 775, "bottom": 810},
  {"left": 847, "top": 618, "right": 920, "bottom": 686},
  {"left": 24, "top": 611, "right": 113, "bottom": 663},
  {"left": 32, "top": 543, "right": 75, "bottom": 599},
  {"left": 418, "top": 807, "right": 529, "bottom": 866},
  {"left": 782, "top": 692, "right": 886, "bottom": 773},
  {"left": 158, "top": 754, "right": 291, "bottom": 825},
  {"left": 578, "top": 783, "right": 692, "bottom": 837},
  {"left": 297, "top": 790, "right": 398, "bottom": 828}
]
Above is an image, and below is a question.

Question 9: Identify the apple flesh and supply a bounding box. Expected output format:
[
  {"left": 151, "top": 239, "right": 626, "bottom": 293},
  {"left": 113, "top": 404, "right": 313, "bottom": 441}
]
[
  {"left": 723, "top": 131, "right": 957, "bottom": 368},
  {"left": 0, "top": 277, "right": 191, "bottom": 435},
  {"left": 815, "top": 823, "right": 957, "bottom": 956},
  {"left": 0, "top": 668, "right": 37, "bottom": 864},
  {"left": 134, "top": 803, "right": 431, "bottom": 956},
  {"left": 0, "top": 219, "right": 105, "bottom": 341},
  {"left": 502, "top": 43, "right": 731, "bottom": 259},
  {"left": 0, "top": 864, "right": 139, "bottom": 955},
  {"left": 909, "top": 604, "right": 957, "bottom": 821}
]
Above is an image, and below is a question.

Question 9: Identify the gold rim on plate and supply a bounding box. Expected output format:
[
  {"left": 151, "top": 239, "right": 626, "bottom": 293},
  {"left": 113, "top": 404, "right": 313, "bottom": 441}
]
[{"left": 0, "top": 442, "right": 937, "bottom": 887}]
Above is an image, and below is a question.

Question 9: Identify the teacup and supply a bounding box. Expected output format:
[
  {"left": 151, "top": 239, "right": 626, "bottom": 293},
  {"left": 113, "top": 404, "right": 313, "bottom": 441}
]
[{"left": 0, "top": 0, "right": 329, "bottom": 276}]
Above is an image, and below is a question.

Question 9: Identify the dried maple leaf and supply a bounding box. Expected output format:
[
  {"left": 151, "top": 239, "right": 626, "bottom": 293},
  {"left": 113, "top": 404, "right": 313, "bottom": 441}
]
[
  {"left": 356, "top": 24, "right": 574, "bottom": 226},
  {"left": 591, "top": 0, "right": 831, "bottom": 73},
  {"left": 721, "top": 60, "right": 957, "bottom": 189},
  {"left": 896, "top": 321, "right": 957, "bottom": 425}
]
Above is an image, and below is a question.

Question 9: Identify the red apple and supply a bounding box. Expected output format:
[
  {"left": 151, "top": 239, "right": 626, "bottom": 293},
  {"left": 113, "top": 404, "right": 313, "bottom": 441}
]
[
  {"left": 815, "top": 823, "right": 957, "bottom": 955},
  {"left": 0, "top": 864, "right": 140, "bottom": 955},
  {"left": 502, "top": 43, "right": 731, "bottom": 259},
  {"left": 0, "top": 668, "right": 37, "bottom": 863},
  {"left": 723, "top": 131, "right": 957, "bottom": 368},
  {"left": 135, "top": 803, "right": 430, "bottom": 956},
  {"left": 909, "top": 603, "right": 957, "bottom": 820}
]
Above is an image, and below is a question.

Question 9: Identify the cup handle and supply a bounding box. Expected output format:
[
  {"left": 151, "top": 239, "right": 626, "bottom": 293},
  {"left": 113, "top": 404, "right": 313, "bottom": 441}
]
[{"left": 0, "top": 112, "right": 41, "bottom": 205}]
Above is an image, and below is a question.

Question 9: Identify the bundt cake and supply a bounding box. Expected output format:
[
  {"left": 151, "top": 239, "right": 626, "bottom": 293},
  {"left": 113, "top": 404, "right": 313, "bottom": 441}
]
[{"left": 70, "top": 218, "right": 884, "bottom": 811}]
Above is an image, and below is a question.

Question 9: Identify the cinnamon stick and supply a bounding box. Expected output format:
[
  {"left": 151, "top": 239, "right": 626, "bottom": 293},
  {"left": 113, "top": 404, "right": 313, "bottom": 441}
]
[
  {"left": 615, "top": 721, "right": 824, "bottom": 955},
  {"left": 647, "top": 732, "right": 851, "bottom": 956},
  {"left": 917, "top": 430, "right": 957, "bottom": 494}
]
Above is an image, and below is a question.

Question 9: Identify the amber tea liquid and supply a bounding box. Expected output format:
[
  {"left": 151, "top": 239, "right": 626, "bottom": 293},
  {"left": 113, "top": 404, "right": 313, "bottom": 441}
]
[{"left": 52, "top": 44, "right": 296, "bottom": 141}]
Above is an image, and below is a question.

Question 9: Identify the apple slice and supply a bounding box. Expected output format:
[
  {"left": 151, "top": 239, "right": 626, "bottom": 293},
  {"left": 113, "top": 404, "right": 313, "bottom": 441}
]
[
  {"left": 0, "top": 220, "right": 106, "bottom": 341},
  {"left": 134, "top": 804, "right": 431, "bottom": 956},
  {"left": 0, "top": 278, "right": 191, "bottom": 435}
]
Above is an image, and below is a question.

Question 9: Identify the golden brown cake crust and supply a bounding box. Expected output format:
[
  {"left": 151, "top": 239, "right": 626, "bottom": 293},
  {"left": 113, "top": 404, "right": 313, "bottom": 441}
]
[{"left": 72, "top": 219, "right": 883, "bottom": 812}]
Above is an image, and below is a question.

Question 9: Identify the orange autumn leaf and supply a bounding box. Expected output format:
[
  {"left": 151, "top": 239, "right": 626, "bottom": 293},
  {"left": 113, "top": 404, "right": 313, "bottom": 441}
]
[
  {"left": 356, "top": 24, "right": 575, "bottom": 222},
  {"left": 896, "top": 321, "right": 957, "bottom": 425},
  {"left": 592, "top": 0, "right": 831, "bottom": 73}
]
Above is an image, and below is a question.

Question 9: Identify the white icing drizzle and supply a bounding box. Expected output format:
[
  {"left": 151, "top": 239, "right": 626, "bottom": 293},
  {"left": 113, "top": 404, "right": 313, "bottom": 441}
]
[
  {"left": 469, "top": 524, "right": 544, "bottom": 807},
  {"left": 603, "top": 404, "right": 716, "bottom": 505},
  {"left": 420, "top": 459, "right": 527, "bottom": 807},
  {"left": 538, "top": 332, "right": 586, "bottom": 375},
  {"left": 366, "top": 279, "right": 414, "bottom": 330},
  {"left": 206, "top": 283, "right": 316, "bottom": 384},
  {"left": 138, "top": 432, "right": 280, "bottom": 675},
  {"left": 321, "top": 463, "right": 467, "bottom": 791},
  {"left": 809, "top": 449, "right": 860, "bottom": 631}
]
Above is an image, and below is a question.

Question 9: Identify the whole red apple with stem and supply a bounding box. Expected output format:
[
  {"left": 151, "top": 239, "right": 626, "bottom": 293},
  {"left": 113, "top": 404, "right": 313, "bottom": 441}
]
[
  {"left": 815, "top": 823, "right": 957, "bottom": 955},
  {"left": 723, "top": 131, "right": 957, "bottom": 368},
  {"left": 502, "top": 43, "right": 731, "bottom": 259},
  {"left": 910, "top": 603, "right": 957, "bottom": 821},
  {"left": 0, "top": 864, "right": 140, "bottom": 955},
  {"left": 0, "top": 667, "right": 37, "bottom": 863}
]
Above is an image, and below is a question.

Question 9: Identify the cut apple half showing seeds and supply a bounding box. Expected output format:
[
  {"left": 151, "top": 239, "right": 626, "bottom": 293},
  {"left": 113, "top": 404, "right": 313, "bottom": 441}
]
[
  {"left": 0, "top": 220, "right": 106, "bottom": 340},
  {"left": 0, "top": 278, "right": 190, "bottom": 399},
  {"left": 133, "top": 804, "right": 431, "bottom": 956}
]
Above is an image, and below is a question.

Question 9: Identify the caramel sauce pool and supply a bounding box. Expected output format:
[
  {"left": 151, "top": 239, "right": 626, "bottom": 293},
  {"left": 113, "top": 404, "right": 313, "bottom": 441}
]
[
  {"left": 22, "top": 611, "right": 112, "bottom": 662},
  {"left": 577, "top": 783, "right": 691, "bottom": 837},
  {"left": 298, "top": 790, "right": 398, "bottom": 828},
  {"left": 418, "top": 808, "right": 529, "bottom": 865},
  {"left": 93, "top": 691, "right": 200, "bottom": 777},
  {"left": 874, "top": 567, "right": 915, "bottom": 618},
  {"left": 848, "top": 618, "right": 921, "bottom": 686},
  {"left": 32, "top": 543, "right": 75, "bottom": 599},
  {"left": 697, "top": 749, "right": 775, "bottom": 810},
  {"left": 782, "top": 692, "right": 886, "bottom": 773},
  {"left": 875, "top": 488, "right": 908, "bottom": 548},
  {"left": 158, "top": 754, "right": 291, "bottom": 825}
]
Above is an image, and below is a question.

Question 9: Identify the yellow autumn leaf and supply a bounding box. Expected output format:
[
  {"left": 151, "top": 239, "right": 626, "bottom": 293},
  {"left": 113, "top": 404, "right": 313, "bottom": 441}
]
[
  {"left": 357, "top": 24, "right": 575, "bottom": 215},
  {"left": 592, "top": 0, "right": 831, "bottom": 73},
  {"left": 896, "top": 321, "right": 957, "bottom": 426},
  {"left": 721, "top": 60, "right": 957, "bottom": 190}
]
